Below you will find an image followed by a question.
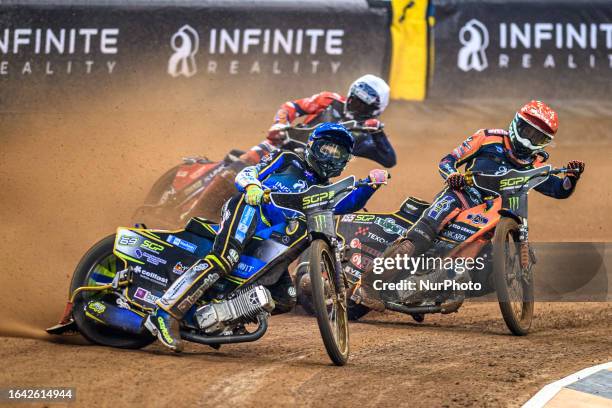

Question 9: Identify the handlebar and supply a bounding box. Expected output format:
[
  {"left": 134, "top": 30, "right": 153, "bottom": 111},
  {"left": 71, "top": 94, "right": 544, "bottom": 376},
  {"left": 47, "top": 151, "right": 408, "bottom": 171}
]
[
  {"left": 465, "top": 167, "right": 578, "bottom": 186},
  {"left": 282, "top": 120, "right": 377, "bottom": 136},
  {"left": 261, "top": 175, "right": 389, "bottom": 204}
]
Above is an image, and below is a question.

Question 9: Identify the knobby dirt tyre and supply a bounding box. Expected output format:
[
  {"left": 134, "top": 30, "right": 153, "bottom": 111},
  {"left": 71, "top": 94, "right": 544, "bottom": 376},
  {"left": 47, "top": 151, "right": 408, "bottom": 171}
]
[{"left": 308, "top": 239, "right": 349, "bottom": 366}]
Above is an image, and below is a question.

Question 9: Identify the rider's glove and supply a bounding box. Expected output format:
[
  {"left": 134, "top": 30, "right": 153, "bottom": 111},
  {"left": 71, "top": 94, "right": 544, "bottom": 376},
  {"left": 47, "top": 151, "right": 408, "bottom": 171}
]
[
  {"left": 245, "top": 184, "right": 264, "bottom": 206},
  {"left": 446, "top": 172, "right": 466, "bottom": 190},
  {"left": 267, "top": 123, "right": 290, "bottom": 146},
  {"left": 566, "top": 160, "right": 585, "bottom": 179},
  {"left": 363, "top": 119, "right": 383, "bottom": 131},
  {"left": 368, "top": 169, "right": 389, "bottom": 188}
]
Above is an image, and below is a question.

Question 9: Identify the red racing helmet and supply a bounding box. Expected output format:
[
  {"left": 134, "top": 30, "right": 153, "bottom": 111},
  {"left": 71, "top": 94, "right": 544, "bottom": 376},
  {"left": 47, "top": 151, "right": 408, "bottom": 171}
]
[{"left": 508, "top": 100, "right": 558, "bottom": 159}]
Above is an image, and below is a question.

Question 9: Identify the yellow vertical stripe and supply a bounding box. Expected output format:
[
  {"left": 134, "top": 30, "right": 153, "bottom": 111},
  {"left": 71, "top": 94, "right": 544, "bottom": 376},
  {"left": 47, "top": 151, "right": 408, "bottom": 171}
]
[{"left": 388, "top": 0, "right": 431, "bottom": 101}]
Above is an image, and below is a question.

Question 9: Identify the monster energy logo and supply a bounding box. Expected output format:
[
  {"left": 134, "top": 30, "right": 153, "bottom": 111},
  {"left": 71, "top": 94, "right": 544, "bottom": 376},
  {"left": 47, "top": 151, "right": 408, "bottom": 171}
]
[
  {"left": 313, "top": 214, "right": 327, "bottom": 230},
  {"left": 508, "top": 196, "right": 519, "bottom": 210}
]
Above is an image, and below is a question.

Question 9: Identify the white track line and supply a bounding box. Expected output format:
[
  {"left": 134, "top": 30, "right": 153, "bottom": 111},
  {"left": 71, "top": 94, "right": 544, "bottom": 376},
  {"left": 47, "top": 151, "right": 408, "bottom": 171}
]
[{"left": 522, "top": 362, "right": 612, "bottom": 408}]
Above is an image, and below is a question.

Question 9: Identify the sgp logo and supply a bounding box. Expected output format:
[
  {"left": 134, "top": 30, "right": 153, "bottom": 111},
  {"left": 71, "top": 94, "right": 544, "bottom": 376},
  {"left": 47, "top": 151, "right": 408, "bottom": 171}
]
[
  {"left": 457, "top": 19, "right": 489, "bottom": 72},
  {"left": 168, "top": 25, "right": 199, "bottom": 77}
]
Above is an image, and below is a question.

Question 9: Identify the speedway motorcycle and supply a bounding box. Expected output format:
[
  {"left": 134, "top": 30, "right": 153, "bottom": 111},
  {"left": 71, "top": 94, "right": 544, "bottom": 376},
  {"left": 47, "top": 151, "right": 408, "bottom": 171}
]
[
  {"left": 299, "top": 166, "right": 578, "bottom": 336},
  {"left": 132, "top": 121, "right": 378, "bottom": 228},
  {"left": 48, "top": 176, "right": 368, "bottom": 366}
]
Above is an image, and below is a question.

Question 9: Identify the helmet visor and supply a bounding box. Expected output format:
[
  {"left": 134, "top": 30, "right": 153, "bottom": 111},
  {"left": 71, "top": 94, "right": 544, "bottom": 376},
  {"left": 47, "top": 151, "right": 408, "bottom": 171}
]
[
  {"left": 517, "top": 117, "right": 553, "bottom": 147},
  {"left": 312, "top": 141, "right": 351, "bottom": 162},
  {"left": 346, "top": 96, "right": 376, "bottom": 119}
]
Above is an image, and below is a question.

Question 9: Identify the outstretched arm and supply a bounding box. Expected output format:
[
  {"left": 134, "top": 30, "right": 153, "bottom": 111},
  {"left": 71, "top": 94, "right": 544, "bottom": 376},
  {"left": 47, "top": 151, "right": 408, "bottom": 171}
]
[
  {"left": 334, "top": 184, "right": 377, "bottom": 214},
  {"left": 274, "top": 91, "right": 343, "bottom": 124},
  {"left": 534, "top": 161, "right": 584, "bottom": 199},
  {"left": 334, "top": 170, "right": 388, "bottom": 214},
  {"left": 353, "top": 130, "right": 397, "bottom": 168}
]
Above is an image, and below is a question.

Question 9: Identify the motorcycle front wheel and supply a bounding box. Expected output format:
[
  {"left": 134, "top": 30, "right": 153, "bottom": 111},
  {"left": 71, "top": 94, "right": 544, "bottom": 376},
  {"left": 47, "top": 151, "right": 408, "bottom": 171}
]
[
  {"left": 308, "top": 239, "right": 349, "bottom": 366},
  {"left": 493, "top": 218, "right": 534, "bottom": 336}
]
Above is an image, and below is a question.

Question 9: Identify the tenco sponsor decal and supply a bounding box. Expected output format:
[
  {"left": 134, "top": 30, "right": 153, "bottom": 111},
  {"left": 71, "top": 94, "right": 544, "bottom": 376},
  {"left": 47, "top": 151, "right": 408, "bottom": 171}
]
[
  {"left": 168, "top": 25, "right": 345, "bottom": 77},
  {"left": 0, "top": 27, "right": 119, "bottom": 76},
  {"left": 458, "top": 18, "right": 612, "bottom": 72}
]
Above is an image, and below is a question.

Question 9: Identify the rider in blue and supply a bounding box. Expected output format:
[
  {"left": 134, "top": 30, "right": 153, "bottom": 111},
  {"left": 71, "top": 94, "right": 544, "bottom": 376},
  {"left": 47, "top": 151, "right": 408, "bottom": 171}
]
[{"left": 145, "top": 123, "right": 389, "bottom": 352}]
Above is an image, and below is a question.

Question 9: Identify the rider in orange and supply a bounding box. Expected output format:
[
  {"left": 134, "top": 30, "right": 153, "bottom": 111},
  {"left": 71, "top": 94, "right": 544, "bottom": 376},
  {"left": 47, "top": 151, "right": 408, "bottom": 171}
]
[
  {"left": 354, "top": 100, "right": 585, "bottom": 309},
  {"left": 239, "top": 75, "right": 397, "bottom": 168}
]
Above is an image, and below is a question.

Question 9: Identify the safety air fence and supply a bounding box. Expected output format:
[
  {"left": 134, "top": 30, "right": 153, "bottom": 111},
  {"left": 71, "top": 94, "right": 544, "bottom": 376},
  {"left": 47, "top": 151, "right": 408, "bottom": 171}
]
[
  {"left": 0, "top": 1, "right": 389, "bottom": 111},
  {"left": 0, "top": 0, "right": 610, "bottom": 111}
]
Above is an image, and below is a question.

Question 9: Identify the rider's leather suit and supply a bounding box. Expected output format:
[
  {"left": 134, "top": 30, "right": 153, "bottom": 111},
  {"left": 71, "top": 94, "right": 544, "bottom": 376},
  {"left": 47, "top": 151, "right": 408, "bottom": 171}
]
[
  {"left": 241, "top": 91, "right": 396, "bottom": 167},
  {"left": 405, "top": 128, "right": 580, "bottom": 254},
  {"left": 157, "top": 150, "right": 379, "bottom": 317}
]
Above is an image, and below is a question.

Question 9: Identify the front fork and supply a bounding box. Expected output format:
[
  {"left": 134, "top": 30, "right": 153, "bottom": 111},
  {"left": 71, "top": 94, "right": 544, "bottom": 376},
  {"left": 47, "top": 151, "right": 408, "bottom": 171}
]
[
  {"left": 330, "top": 237, "right": 348, "bottom": 303},
  {"left": 518, "top": 219, "right": 536, "bottom": 278}
]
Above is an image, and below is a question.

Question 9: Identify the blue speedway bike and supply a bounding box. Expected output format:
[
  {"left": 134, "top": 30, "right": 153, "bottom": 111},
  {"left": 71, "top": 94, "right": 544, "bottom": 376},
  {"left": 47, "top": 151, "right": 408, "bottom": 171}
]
[{"left": 48, "top": 176, "right": 366, "bottom": 365}]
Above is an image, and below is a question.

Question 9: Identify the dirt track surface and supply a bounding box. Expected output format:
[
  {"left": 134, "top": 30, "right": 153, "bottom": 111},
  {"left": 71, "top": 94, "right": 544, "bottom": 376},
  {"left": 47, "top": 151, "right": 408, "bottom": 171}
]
[
  {"left": 1, "top": 88, "right": 612, "bottom": 406},
  {"left": 0, "top": 303, "right": 610, "bottom": 407}
]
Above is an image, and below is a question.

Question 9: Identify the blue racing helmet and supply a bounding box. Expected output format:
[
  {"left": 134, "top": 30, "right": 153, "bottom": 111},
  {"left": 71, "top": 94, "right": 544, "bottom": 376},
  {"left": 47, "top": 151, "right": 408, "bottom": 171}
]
[{"left": 305, "top": 123, "right": 355, "bottom": 179}]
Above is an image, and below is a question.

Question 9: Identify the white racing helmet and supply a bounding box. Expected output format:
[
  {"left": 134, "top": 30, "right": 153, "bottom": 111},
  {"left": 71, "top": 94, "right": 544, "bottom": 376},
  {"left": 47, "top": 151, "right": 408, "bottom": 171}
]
[{"left": 345, "top": 74, "right": 390, "bottom": 119}]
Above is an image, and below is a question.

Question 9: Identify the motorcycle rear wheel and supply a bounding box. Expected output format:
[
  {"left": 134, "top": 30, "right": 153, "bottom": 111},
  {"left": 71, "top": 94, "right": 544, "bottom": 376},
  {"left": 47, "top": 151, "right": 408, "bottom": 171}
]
[
  {"left": 309, "top": 239, "right": 349, "bottom": 366},
  {"left": 71, "top": 234, "right": 155, "bottom": 349},
  {"left": 493, "top": 218, "right": 534, "bottom": 336}
]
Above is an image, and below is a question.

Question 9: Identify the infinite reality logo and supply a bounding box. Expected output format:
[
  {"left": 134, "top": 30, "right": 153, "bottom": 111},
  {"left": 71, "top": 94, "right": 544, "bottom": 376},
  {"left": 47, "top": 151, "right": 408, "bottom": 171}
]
[
  {"left": 456, "top": 18, "right": 612, "bottom": 71},
  {"left": 457, "top": 19, "right": 489, "bottom": 72},
  {"left": 166, "top": 25, "right": 344, "bottom": 77},
  {"left": 168, "top": 24, "right": 199, "bottom": 77}
]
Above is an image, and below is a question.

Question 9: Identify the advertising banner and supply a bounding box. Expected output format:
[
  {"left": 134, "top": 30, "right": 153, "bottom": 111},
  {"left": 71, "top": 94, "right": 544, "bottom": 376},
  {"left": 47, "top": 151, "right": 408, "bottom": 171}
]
[
  {"left": 0, "top": 1, "right": 389, "bottom": 111},
  {"left": 429, "top": 0, "right": 612, "bottom": 100}
]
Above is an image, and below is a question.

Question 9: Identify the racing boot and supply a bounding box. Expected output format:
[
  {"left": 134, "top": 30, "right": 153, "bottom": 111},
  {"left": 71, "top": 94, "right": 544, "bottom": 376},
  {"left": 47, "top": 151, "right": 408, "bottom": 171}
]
[
  {"left": 146, "top": 255, "right": 227, "bottom": 351},
  {"left": 352, "top": 219, "right": 437, "bottom": 310},
  {"left": 145, "top": 308, "right": 184, "bottom": 352}
]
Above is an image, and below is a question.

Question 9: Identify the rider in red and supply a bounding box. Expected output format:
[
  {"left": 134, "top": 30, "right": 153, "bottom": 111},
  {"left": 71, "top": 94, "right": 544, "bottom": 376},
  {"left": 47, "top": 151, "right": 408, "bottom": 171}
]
[
  {"left": 354, "top": 100, "right": 586, "bottom": 310},
  {"left": 239, "top": 75, "right": 397, "bottom": 168}
]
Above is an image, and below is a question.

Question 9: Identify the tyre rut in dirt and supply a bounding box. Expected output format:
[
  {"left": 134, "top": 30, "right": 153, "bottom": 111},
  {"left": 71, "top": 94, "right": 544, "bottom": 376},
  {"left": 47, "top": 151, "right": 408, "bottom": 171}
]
[
  {"left": 493, "top": 218, "right": 534, "bottom": 336},
  {"left": 308, "top": 239, "right": 349, "bottom": 365},
  {"left": 71, "top": 234, "right": 155, "bottom": 349}
]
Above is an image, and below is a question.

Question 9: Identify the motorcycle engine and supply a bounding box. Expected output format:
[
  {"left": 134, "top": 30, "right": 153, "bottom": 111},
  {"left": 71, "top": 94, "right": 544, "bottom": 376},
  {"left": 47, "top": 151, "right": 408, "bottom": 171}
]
[{"left": 195, "top": 285, "right": 275, "bottom": 334}]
